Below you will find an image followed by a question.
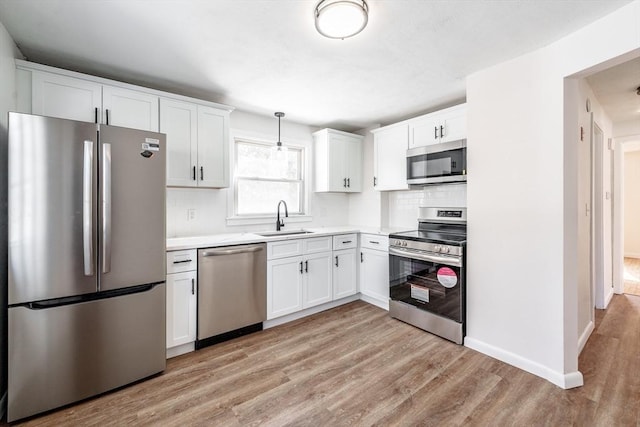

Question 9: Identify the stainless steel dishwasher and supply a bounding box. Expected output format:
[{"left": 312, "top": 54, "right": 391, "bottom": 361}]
[{"left": 196, "top": 243, "right": 267, "bottom": 349}]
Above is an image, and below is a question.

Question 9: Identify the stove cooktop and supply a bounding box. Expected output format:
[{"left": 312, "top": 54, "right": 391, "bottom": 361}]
[{"left": 389, "top": 230, "right": 467, "bottom": 246}]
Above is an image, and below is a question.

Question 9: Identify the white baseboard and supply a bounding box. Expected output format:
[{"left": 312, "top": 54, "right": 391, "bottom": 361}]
[
  {"left": 166, "top": 342, "right": 195, "bottom": 359},
  {"left": 264, "top": 294, "right": 360, "bottom": 329},
  {"left": 578, "top": 321, "right": 595, "bottom": 354},
  {"left": 604, "top": 287, "right": 614, "bottom": 308},
  {"left": 359, "top": 294, "right": 389, "bottom": 311},
  {"left": 623, "top": 252, "right": 640, "bottom": 259},
  {"left": 464, "top": 336, "right": 584, "bottom": 389}
]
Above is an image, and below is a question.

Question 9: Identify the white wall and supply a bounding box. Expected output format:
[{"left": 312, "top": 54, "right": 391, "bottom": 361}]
[
  {"left": 614, "top": 119, "right": 640, "bottom": 137},
  {"left": 348, "top": 126, "right": 382, "bottom": 227},
  {"left": 465, "top": 0, "right": 640, "bottom": 389},
  {"left": 0, "top": 18, "right": 22, "bottom": 411},
  {"left": 166, "top": 109, "right": 350, "bottom": 237},
  {"left": 624, "top": 151, "right": 640, "bottom": 257},
  {"left": 385, "top": 184, "right": 467, "bottom": 229}
]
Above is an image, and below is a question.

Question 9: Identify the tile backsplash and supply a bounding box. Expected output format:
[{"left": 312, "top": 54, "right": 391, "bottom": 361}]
[{"left": 387, "top": 183, "right": 467, "bottom": 228}]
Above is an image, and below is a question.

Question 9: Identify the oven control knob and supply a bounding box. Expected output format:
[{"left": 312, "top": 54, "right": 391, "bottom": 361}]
[
  {"left": 434, "top": 245, "right": 441, "bottom": 252},
  {"left": 402, "top": 241, "right": 408, "bottom": 247},
  {"left": 443, "top": 247, "right": 450, "bottom": 254}
]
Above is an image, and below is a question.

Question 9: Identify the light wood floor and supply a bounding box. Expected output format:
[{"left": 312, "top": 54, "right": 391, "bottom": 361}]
[
  {"left": 623, "top": 257, "right": 640, "bottom": 296},
  {"left": 7, "top": 296, "right": 640, "bottom": 426}
]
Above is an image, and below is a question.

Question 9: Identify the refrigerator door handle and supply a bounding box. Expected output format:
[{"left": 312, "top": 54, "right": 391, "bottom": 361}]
[
  {"left": 83, "top": 140, "right": 95, "bottom": 276},
  {"left": 102, "top": 142, "right": 112, "bottom": 274}
]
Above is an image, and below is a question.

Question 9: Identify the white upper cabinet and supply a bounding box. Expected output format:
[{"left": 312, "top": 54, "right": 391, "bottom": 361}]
[
  {"left": 160, "top": 99, "right": 230, "bottom": 188},
  {"left": 408, "top": 103, "right": 467, "bottom": 148},
  {"left": 31, "top": 71, "right": 160, "bottom": 132},
  {"left": 372, "top": 124, "right": 409, "bottom": 191},
  {"left": 161, "top": 99, "right": 198, "bottom": 187},
  {"left": 31, "top": 72, "right": 101, "bottom": 123},
  {"left": 18, "top": 60, "right": 233, "bottom": 188},
  {"left": 197, "top": 106, "right": 228, "bottom": 188},
  {"left": 313, "top": 128, "right": 363, "bottom": 193},
  {"left": 102, "top": 85, "right": 159, "bottom": 132}
]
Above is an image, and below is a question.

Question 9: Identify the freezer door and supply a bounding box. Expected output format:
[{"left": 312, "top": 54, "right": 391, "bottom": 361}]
[
  {"left": 7, "top": 284, "right": 166, "bottom": 422},
  {"left": 8, "top": 112, "right": 98, "bottom": 305},
  {"left": 98, "top": 125, "right": 166, "bottom": 290}
]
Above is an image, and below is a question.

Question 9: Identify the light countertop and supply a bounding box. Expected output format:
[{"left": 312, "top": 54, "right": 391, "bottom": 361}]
[{"left": 166, "top": 225, "right": 408, "bottom": 251}]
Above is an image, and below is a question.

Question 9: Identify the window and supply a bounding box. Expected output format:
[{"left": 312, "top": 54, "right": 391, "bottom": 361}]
[{"left": 234, "top": 139, "right": 305, "bottom": 216}]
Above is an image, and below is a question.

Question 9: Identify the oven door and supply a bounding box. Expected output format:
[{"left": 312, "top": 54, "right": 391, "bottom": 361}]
[
  {"left": 406, "top": 140, "right": 466, "bottom": 185},
  {"left": 389, "top": 247, "right": 464, "bottom": 322}
]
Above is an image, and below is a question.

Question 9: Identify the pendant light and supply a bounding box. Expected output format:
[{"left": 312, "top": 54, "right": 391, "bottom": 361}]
[
  {"left": 271, "top": 112, "right": 288, "bottom": 163},
  {"left": 315, "top": 0, "right": 369, "bottom": 39}
]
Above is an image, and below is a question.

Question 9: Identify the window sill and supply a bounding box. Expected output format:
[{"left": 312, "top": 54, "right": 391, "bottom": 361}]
[{"left": 226, "top": 215, "right": 313, "bottom": 227}]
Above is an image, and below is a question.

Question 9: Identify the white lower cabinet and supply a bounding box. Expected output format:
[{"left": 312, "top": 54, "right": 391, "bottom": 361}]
[
  {"left": 359, "top": 234, "right": 389, "bottom": 306},
  {"left": 267, "top": 236, "right": 333, "bottom": 320},
  {"left": 333, "top": 249, "right": 357, "bottom": 299},
  {"left": 166, "top": 249, "right": 197, "bottom": 356},
  {"left": 166, "top": 270, "right": 197, "bottom": 348}
]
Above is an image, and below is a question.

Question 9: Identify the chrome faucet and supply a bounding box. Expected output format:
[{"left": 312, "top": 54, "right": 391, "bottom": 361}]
[{"left": 276, "top": 200, "right": 288, "bottom": 231}]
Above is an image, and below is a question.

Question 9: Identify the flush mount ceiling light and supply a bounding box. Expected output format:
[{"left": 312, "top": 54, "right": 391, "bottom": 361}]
[{"left": 315, "top": 0, "right": 369, "bottom": 39}]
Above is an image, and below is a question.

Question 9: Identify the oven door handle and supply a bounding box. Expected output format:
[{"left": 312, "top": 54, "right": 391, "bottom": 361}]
[{"left": 389, "top": 247, "right": 462, "bottom": 267}]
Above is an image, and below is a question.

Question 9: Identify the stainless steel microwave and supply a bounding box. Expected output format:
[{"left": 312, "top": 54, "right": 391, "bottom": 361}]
[{"left": 406, "top": 139, "right": 467, "bottom": 185}]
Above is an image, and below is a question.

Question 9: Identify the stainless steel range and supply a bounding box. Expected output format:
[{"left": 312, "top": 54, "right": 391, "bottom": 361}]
[{"left": 388, "top": 207, "right": 467, "bottom": 344}]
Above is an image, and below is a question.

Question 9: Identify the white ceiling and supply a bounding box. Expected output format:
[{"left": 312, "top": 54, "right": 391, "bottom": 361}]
[
  {"left": 0, "top": 0, "right": 633, "bottom": 131},
  {"left": 586, "top": 57, "right": 640, "bottom": 124}
]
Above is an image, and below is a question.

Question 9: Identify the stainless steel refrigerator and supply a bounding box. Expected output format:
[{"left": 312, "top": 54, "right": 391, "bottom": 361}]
[{"left": 7, "top": 112, "right": 166, "bottom": 422}]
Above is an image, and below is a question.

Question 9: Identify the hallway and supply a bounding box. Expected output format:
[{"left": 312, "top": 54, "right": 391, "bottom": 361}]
[{"left": 623, "top": 257, "right": 640, "bottom": 296}]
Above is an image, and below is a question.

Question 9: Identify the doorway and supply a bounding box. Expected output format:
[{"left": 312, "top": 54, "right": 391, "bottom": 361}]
[{"left": 620, "top": 142, "right": 640, "bottom": 297}]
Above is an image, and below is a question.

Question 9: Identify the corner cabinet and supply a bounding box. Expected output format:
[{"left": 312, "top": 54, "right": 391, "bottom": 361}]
[
  {"left": 313, "top": 128, "right": 363, "bottom": 193},
  {"left": 333, "top": 234, "right": 358, "bottom": 299},
  {"left": 371, "top": 124, "right": 409, "bottom": 191},
  {"left": 166, "top": 249, "right": 198, "bottom": 357},
  {"left": 160, "top": 99, "right": 230, "bottom": 188}
]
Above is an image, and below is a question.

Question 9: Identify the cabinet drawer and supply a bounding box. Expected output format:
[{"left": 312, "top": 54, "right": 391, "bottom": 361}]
[
  {"left": 333, "top": 234, "right": 357, "bottom": 250},
  {"left": 166, "top": 249, "right": 197, "bottom": 274},
  {"left": 268, "top": 240, "right": 304, "bottom": 260},
  {"left": 303, "top": 236, "right": 332, "bottom": 254},
  {"left": 360, "top": 234, "right": 389, "bottom": 251}
]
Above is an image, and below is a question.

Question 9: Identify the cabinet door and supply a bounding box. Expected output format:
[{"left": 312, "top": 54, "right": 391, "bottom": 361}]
[
  {"left": 303, "top": 252, "right": 332, "bottom": 308},
  {"left": 267, "top": 256, "right": 304, "bottom": 319},
  {"left": 409, "top": 114, "right": 440, "bottom": 148},
  {"left": 160, "top": 98, "right": 198, "bottom": 187},
  {"left": 333, "top": 249, "right": 357, "bottom": 299},
  {"left": 345, "top": 137, "right": 363, "bottom": 192},
  {"left": 373, "top": 125, "right": 409, "bottom": 191},
  {"left": 166, "top": 271, "right": 197, "bottom": 348},
  {"left": 32, "top": 71, "right": 101, "bottom": 123},
  {"left": 197, "top": 106, "right": 229, "bottom": 188},
  {"left": 327, "top": 135, "right": 348, "bottom": 191},
  {"left": 440, "top": 107, "right": 467, "bottom": 143},
  {"left": 102, "top": 85, "right": 159, "bottom": 132},
  {"left": 360, "top": 248, "right": 389, "bottom": 303}
]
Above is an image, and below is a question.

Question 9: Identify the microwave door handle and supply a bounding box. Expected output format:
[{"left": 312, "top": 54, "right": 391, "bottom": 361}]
[{"left": 389, "top": 247, "right": 462, "bottom": 267}]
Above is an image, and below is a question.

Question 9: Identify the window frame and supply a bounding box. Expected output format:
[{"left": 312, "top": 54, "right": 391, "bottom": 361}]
[{"left": 226, "top": 131, "right": 312, "bottom": 226}]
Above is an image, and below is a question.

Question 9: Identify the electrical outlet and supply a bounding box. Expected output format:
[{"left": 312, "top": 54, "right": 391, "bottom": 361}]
[{"left": 187, "top": 209, "right": 196, "bottom": 221}]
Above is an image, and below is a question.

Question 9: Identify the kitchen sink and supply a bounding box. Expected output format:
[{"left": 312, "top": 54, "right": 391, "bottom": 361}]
[{"left": 256, "top": 230, "right": 314, "bottom": 237}]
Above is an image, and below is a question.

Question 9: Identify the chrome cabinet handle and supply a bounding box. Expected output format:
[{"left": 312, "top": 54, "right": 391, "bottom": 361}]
[
  {"left": 94, "top": 107, "right": 98, "bottom": 124},
  {"left": 305, "top": 260, "right": 308, "bottom": 273},
  {"left": 343, "top": 178, "right": 347, "bottom": 188},
  {"left": 201, "top": 246, "right": 263, "bottom": 257},
  {"left": 200, "top": 166, "right": 203, "bottom": 181},
  {"left": 373, "top": 177, "right": 377, "bottom": 186},
  {"left": 192, "top": 166, "right": 196, "bottom": 180},
  {"left": 335, "top": 256, "right": 339, "bottom": 267},
  {"left": 360, "top": 252, "right": 363, "bottom": 263},
  {"left": 342, "top": 240, "right": 352, "bottom": 244},
  {"left": 191, "top": 278, "right": 195, "bottom": 295},
  {"left": 369, "top": 240, "right": 380, "bottom": 244},
  {"left": 101, "top": 143, "right": 112, "bottom": 274},
  {"left": 106, "top": 109, "right": 110, "bottom": 125},
  {"left": 83, "top": 140, "right": 94, "bottom": 276},
  {"left": 440, "top": 125, "right": 444, "bottom": 138},
  {"left": 173, "top": 259, "right": 192, "bottom": 264},
  {"left": 434, "top": 126, "right": 438, "bottom": 139},
  {"left": 299, "top": 261, "right": 303, "bottom": 274},
  {"left": 347, "top": 178, "right": 350, "bottom": 188}
]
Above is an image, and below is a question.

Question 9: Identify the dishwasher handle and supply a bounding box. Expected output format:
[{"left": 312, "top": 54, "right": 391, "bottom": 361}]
[{"left": 200, "top": 246, "right": 264, "bottom": 257}]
